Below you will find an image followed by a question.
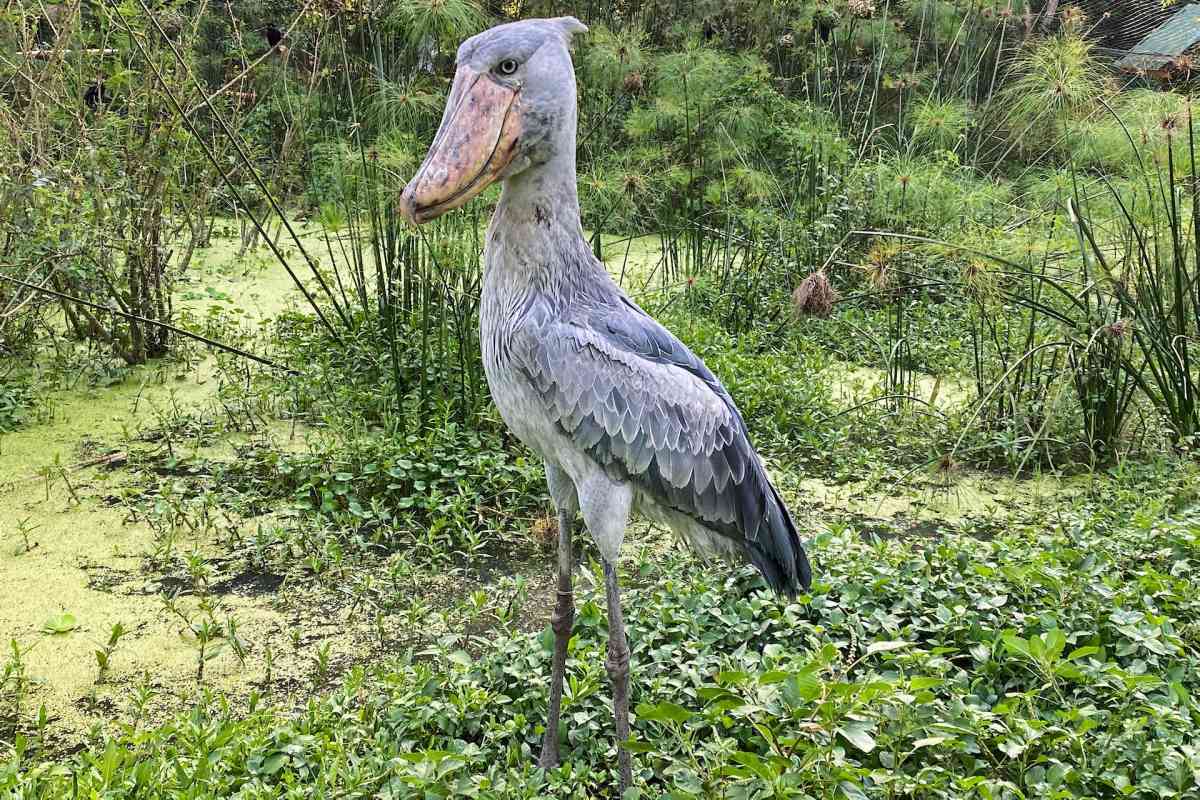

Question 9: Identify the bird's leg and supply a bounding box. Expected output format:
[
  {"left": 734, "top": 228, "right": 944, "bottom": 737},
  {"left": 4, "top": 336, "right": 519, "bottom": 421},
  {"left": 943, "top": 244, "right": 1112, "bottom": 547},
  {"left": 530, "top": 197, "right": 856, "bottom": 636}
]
[
  {"left": 538, "top": 507, "right": 574, "bottom": 769},
  {"left": 603, "top": 558, "right": 633, "bottom": 793}
]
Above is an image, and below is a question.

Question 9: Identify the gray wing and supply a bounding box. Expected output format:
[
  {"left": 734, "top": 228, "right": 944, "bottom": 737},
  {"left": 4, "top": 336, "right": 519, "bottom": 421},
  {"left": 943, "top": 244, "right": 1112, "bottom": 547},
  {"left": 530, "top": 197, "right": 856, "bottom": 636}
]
[{"left": 512, "top": 295, "right": 811, "bottom": 594}]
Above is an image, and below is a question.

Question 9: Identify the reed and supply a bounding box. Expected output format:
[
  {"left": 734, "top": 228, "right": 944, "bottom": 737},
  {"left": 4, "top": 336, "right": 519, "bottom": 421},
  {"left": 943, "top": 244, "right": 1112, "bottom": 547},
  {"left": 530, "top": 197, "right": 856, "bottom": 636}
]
[{"left": 1072, "top": 108, "right": 1200, "bottom": 446}]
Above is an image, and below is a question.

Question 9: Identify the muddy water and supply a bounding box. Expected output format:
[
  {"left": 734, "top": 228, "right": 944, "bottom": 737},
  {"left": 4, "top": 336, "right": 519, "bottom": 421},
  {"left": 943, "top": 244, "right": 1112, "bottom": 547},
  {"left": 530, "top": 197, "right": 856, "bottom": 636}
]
[
  {"left": 811, "top": 362, "right": 1079, "bottom": 528},
  {"left": 796, "top": 471, "right": 1079, "bottom": 528},
  {"left": 826, "top": 361, "right": 973, "bottom": 411},
  {"left": 0, "top": 237, "right": 314, "bottom": 742},
  {"left": 1, "top": 223, "right": 555, "bottom": 743}
]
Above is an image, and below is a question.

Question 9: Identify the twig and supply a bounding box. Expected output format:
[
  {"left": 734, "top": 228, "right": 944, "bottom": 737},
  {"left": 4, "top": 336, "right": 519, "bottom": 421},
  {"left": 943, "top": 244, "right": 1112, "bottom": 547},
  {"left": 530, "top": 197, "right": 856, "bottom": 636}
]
[
  {"left": 0, "top": 270, "right": 294, "bottom": 373},
  {"left": 104, "top": 0, "right": 346, "bottom": 341},
  {"left": 21, "top": 48, "right": 119, "bottom": 58}
]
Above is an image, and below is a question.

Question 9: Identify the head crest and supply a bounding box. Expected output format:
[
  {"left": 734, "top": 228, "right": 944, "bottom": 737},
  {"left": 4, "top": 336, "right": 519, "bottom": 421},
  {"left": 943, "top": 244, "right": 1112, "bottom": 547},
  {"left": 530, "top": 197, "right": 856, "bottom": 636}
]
[{"left": 553, "top": 16, "right": 588, "bottom": 43}]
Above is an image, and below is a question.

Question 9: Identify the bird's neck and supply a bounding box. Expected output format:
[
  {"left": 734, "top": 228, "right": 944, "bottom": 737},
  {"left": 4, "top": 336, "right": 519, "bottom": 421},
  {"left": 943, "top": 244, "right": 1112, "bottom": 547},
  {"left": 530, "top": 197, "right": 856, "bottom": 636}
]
[
  {"left": 495, "top": 149, "right": 584, "bottom": 241},
  {"left": 486, "top": 148, "right": 599, "bottom": 293}
]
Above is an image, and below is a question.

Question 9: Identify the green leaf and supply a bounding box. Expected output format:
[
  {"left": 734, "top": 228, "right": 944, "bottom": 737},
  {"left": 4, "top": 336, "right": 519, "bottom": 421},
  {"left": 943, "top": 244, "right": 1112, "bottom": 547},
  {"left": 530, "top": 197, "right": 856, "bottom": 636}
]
[
  {"left": 446, "top": 650, "right": 473, "bottom": 668},
  {"left": 1042, "top": 629, "right": 1066, "bottom": 660},
  {"left": 635, "top": 701, "right": 693, "bottom": 725},
  {"left": 998, "top": 737, "right": 1026, "bottom": 758},
  {"left": 1028, "top": 634, "right": 1046, "bottom": 659},
  {"left": 1066, "top": 645, "right": 1100, "bottom": 662},
  {"left": 786, "top": 668, "right": 822, "bottom": 704},
  {"left": 42, "top": 613, "right": 78, "bottom": 635},
  {"left": 1053, "top": 662, "right": 1085, "bottom": 681},
  {"left": 696, "top": 686, "right": 737, "bottom": 703},
  {"left": 262, "top": 752, "right": 287, "bottom": 774},
  {"left": 911, "top": 736, "right": 948, "bottom": 749},
  {"left": 837, "top": 720, "right": 876, "bottom": 753},
  {"left": 866, "top": 640, "right": 912, "bottom": 655},
  {"left": 839, "top": 779, "right": 869, "bottom": 800},
  {"left": 1002, "top": 631, "right": 1031, "bottom": 658},
  {"left": 716, "top": 670, "right": 749, "bottom": 686},
  {"left": 622, "top": 736, "right": 654, "bottom": 754},
  {"left": 732, "top": 750, "right": 776, "bottom": 780}
]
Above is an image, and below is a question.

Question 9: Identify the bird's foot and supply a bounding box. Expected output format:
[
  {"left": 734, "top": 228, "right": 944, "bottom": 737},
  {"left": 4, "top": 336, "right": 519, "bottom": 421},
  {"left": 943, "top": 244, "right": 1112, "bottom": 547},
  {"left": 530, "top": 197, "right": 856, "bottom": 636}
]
[{"left": 537, "top": 741, "right": 560, "bottom": 770}]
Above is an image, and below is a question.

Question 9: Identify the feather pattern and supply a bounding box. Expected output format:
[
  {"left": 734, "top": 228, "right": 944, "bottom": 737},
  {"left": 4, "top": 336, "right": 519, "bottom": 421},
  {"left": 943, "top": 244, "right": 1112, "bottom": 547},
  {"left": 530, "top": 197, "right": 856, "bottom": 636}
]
[{"left": 509, "top": 284, "right": 812, "bottom": 595}]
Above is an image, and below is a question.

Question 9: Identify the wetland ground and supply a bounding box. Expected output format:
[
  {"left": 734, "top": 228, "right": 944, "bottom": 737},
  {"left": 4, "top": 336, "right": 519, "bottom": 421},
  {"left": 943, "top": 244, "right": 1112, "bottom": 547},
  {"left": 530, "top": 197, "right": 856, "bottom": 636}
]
[{"left": 0, "top": 226, "right": 1098, "bottom": 751}]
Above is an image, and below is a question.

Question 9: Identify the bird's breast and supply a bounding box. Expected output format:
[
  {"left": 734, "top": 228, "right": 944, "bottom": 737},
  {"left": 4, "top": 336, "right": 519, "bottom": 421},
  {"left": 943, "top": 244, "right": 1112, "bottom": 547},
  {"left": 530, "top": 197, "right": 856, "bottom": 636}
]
[{"left": 480, "top": 260, "right": 553, "bottom": 457}]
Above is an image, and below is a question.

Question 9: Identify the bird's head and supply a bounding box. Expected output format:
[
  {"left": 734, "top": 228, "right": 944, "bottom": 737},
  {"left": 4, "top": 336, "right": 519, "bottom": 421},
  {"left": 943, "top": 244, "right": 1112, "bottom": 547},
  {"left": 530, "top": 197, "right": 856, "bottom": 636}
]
[{"left": 399, "top": 16, "right": 587, "bottom": 225}]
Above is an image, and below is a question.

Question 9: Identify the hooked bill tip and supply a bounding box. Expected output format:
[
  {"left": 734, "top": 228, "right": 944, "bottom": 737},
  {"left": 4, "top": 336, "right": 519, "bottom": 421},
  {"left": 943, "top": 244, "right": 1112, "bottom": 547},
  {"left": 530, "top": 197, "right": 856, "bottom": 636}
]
[{"left": 399, "top": 187, "right": 421, "bottom": 226}]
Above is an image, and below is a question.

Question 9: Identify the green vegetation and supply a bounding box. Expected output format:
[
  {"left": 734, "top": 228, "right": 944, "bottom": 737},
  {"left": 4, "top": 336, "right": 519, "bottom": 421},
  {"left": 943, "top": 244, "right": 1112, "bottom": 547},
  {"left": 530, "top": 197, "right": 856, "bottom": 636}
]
[
  {"left": 5, "top": 472, "right": 1199, "bottom": 798},
  {"left": 3, "top": 0, "right": 1200, "bottom": 797}
]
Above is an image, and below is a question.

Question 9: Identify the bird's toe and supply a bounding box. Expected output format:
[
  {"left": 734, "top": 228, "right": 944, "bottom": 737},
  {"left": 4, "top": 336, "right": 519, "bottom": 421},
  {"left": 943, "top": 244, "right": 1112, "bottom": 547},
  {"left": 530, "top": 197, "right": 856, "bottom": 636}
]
[{"left": 537, "top": 747, "right": 560, "bottom": 770}]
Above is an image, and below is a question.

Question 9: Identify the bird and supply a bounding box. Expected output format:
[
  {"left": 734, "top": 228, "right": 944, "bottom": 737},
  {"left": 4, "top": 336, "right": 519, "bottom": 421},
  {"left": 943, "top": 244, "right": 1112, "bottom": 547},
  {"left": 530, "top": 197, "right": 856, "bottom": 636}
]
[
  {"left": 84, "top": 80, "right": 111, "bottom": 111},
  {"left": 264, "top": 24, "right": 284, "bottom": 49},
  {"left": 399, "top": 17, "right": 813, "bottom": 793}
]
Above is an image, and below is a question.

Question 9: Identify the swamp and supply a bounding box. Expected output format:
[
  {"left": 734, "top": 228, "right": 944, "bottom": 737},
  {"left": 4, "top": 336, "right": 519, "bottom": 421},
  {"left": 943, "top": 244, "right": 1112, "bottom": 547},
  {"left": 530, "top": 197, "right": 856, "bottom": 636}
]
[{"left": 2, "top": 1, "right": 1200, "bottom": 798}]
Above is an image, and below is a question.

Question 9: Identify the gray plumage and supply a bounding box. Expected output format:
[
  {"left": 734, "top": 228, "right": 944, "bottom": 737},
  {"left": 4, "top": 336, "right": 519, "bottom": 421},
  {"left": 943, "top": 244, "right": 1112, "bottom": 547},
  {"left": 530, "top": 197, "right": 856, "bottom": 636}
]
[
  {"left": 400, "top": 17, "right": 812, "bottom": 788},
  {"left": 492, "top": 235, "right": 812, "bottom": 593},
  {"left": 459, "top": 21, "right": 811, "bottom": 595}
]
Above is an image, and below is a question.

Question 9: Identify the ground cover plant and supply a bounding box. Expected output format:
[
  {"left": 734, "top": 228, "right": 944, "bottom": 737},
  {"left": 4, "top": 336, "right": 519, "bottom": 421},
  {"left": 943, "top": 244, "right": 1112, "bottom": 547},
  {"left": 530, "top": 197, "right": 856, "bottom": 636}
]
[
  {"left": 4, "top": 468, "right": 1199, "bottom": 798},
  {"left": 2, "top": 0, "right": 1200, "bottom": 798}
]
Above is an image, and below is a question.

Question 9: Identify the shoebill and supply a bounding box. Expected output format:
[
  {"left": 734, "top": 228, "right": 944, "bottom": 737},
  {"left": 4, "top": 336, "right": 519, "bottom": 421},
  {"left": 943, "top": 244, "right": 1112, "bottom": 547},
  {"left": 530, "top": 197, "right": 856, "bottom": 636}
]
[{"left": 399, "top": 16, "right": 813, "bottom": 793}]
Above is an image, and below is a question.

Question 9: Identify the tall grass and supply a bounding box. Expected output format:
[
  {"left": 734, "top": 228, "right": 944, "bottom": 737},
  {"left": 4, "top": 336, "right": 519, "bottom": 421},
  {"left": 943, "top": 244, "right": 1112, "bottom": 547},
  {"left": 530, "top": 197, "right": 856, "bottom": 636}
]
[
  {"left": 853, "top": 212, "right": 1142, "bottom": 469},
  {"left": 1072, "top": 110, "right": 1200, "bottom": 447}
]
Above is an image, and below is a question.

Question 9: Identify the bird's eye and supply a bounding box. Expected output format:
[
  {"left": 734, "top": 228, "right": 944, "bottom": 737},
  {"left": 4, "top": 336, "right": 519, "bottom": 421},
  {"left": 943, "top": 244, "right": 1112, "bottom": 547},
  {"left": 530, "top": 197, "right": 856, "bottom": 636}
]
[{"left": 496, "top": 59, "right": 519, "bottom": 76}]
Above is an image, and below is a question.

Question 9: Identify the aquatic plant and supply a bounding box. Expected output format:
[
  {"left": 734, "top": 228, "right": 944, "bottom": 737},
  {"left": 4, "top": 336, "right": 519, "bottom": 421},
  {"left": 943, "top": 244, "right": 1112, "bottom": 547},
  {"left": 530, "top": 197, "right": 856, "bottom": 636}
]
[{"left": 996, "top": 33, "right": 1112, "bottom": 157}]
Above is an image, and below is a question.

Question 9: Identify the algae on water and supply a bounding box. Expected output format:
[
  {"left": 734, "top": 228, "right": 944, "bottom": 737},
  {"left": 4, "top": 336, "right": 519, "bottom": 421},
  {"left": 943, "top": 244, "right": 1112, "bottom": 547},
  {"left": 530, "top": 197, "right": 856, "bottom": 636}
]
[{"left": 0, "top": 235, "right": 314, "bottom": 745}]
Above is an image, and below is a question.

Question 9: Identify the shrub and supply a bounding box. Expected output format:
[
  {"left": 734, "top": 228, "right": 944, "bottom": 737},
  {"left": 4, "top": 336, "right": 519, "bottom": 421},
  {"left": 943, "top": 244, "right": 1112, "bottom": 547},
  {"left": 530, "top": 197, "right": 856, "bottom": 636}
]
[{"left": 0, "top": 377, "right": 33, "bottom": 432}]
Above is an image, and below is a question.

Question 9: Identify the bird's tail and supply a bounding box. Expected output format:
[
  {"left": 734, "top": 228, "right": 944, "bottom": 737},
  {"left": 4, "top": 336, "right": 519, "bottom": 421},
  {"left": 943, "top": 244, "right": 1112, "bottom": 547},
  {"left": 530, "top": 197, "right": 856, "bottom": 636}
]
[{"left": 746, "top": 480, "right": 812, "bottom": 596}]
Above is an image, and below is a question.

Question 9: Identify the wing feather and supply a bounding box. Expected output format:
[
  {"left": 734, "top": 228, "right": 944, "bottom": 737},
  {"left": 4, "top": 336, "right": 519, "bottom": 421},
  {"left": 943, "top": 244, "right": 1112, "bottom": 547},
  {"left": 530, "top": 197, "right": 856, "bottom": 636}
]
[{"left": 512, "top": 298, "right": 811, "bottom": 594}]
